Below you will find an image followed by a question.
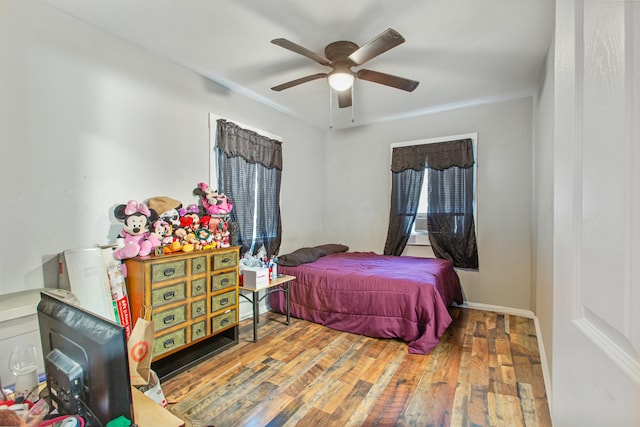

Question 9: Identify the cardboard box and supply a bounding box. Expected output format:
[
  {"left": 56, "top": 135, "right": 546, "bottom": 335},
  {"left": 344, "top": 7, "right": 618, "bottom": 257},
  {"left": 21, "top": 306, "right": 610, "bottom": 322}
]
[{"left": 242, "top": 267, "right": 269, "bottom": 289}]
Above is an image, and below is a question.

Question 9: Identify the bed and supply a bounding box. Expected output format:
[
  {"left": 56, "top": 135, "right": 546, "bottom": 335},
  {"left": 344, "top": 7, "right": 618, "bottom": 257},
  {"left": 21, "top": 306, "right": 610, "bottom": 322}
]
[{"left": 269, "top": 246, "right": 463, "bottom": 354}]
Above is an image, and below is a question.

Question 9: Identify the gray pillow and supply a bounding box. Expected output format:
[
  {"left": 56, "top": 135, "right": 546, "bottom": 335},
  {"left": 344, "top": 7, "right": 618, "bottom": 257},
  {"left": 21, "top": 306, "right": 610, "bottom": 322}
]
[
  {"left": 277, "top": 247, "right": 327, "bottom": 266},
  {"left": 314, "top": 243, "right": 349, "bottom": 254},
  {"left": 278, "top": 244, "right": 349, "bottom": 266}
]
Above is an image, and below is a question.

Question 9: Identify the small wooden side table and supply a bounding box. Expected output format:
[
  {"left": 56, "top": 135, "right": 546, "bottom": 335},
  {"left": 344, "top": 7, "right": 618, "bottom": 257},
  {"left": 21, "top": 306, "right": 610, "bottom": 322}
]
[{"left": 239, "top": 274, "right": 296, "bottom": 342}]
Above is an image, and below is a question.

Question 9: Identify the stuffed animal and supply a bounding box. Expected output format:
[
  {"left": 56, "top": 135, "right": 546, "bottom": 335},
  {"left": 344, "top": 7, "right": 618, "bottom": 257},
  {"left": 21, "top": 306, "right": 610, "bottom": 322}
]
[
  {"left": 179, "top": 204, "right": 202, "bottom": 226},
  {"left": 149, "top": 219, "right": 173, "bottom": 248},
  {"left": 174, "top": 215, "right": 194, "bottom": 239},
  {"left": 113, "top": 200, "right": 159, "bottom": 260},
  {"left": 160, "top": 207, "right": 181, "bottom": 229},
  {"left": 199, "top": 214, "right": 211, "bottom": 230},
  {"left": 208, "top": 216, "right": 222, "bottom": 233},
  {"left": 220, "top": 221, "right": 231, "bottom": 248},
  {"left": 173, "top": 204, "right": 202, "bottom": 241},
  {"left": 212, "top": 192, "right": 233, "bottom": 215},
  {"left": 147, "top": 196, "right": 182, "bottom": 229},
  {"left": 193, "top": 182, "right": 233, "bottom": 215},
  {"left": 195, "top": 228, "right": 214, "bottom": 249}
]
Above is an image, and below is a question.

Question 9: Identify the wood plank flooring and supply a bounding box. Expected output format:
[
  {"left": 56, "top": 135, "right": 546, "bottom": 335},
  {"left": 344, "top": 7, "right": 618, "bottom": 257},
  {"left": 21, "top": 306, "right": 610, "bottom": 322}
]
[{"left": 162, "top": 307, "right": 552, "bottom": 427}]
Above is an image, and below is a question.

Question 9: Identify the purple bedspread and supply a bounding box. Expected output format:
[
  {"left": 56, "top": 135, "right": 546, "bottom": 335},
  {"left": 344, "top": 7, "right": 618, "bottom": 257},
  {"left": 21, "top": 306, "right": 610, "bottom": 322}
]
[{"left": 270, "top": 251, "right": 463, "bottom": 354}]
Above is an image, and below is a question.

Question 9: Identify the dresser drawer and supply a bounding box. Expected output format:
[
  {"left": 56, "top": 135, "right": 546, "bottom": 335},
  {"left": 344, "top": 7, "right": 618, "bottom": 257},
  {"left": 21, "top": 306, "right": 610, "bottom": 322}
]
[
  {"left": 211, "top": 271, "right": 236, "bottom": 291},
  {"left": 191, "top": 256, "right": 207, "bottom": 275},
  {"left": 212, "top": 309, "right": 237, "bottom": 333},
  {"left": 151, "top": 282, "right": 186, "bottom": 307},
  {"left": 211, "top": 290, "right": 236, "bottom": 312},
  {"left": 191, "top": 320, "right": 207, "bottom": 342},
  {"left": 191, "top": 299, "right": 206, "bottom": 319},
  {"left": 124, "top": 247, "right": 240, "bottom": 369},
  {"left": 153, "top": 305, "right": 187, "bottom": 332},
  {"left": 151, "top": 259, "right": 186, "bottom": 284},
  {"left": 191, "top": 278, "right": 206, "bottom": 297},
  {"left": 153, "top": 328, "right": 186, "bottom": 357},
  {"left": 212, "top": 252, "right": 238, "bottom": 271}
]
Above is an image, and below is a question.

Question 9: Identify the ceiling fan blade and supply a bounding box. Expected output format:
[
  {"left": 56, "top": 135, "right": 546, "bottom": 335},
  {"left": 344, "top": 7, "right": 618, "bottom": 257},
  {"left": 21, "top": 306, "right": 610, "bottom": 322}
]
[
  {"left": 348, "top": 28, "right": 405, "bottom": 66},
  {"left": 271, "top": 73, "right": 328, "bottom": 91},
  {"left": 337, "top": 89, "right": 352, "bottom": 108},
  {"left": 356, "top": 69, "right": 419, "bottom": 92},
  {"left": 271, "top": 38, "right": 331, "bottom": 66}
]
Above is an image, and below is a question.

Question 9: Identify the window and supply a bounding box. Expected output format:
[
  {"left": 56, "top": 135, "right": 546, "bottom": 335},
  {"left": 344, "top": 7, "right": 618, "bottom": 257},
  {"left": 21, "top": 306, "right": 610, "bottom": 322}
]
[
  {"left": 394, "top": 134, "right": 478, "bottom": 247},
  {"left": 209, "top": 114, "right": 283, "bottom": 257},
  {"left": 385, "top": 133, "right": 478, "bottom": 269},
  {"left": 408, "top": 174, "right": 430, "bottom": 245}
]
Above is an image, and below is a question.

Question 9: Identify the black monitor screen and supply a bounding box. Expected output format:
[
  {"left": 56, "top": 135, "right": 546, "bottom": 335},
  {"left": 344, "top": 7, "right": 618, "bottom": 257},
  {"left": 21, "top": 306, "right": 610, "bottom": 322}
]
[{"left": 37, "top": 291, "right": 134, "bottom": 427}]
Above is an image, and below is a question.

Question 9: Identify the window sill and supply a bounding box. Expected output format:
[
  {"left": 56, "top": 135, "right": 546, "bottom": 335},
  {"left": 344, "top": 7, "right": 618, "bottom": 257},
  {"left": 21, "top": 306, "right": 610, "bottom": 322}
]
[{"left": 407, "top": 234, "right": 431, "bottom": 246}]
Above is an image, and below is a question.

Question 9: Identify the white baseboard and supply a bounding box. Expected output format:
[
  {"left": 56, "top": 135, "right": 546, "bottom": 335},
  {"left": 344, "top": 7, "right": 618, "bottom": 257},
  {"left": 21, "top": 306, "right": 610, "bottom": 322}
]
[
  {"left": 453, "top": 301, "right": 535, "bottom": 318},
  {"left": 454, "top": 301, "right": 553, "bottom": 412}
]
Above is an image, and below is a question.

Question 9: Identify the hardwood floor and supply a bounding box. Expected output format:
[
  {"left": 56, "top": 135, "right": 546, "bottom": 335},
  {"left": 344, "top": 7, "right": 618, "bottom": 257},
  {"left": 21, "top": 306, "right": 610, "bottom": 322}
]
[{"left": 162, "top": 307, "right": 552, "bottom": 427}]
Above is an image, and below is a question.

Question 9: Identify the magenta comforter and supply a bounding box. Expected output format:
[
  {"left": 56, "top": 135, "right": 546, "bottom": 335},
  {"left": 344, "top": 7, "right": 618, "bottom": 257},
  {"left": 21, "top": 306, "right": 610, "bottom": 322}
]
[{"left": 270, "top": 251, "right": 463, "bottom": 354}]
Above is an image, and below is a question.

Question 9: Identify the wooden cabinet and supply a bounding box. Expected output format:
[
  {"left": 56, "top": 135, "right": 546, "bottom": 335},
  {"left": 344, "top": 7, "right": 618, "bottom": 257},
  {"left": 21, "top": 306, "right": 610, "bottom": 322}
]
[{"left": 124, "top": 247, "right": 240, "bottom": 379}]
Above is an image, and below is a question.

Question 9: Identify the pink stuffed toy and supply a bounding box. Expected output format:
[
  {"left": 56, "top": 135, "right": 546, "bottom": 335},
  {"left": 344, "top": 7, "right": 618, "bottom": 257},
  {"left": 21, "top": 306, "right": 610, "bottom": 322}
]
[
  {"left": 193, "top": 182, "right": 233, "bottom": 215},
  {"left": 113, "top": 200, "right": 159, "bottom": 260},
  {"left": 149, "top": 219, "right": 173, "bottom": 247}
]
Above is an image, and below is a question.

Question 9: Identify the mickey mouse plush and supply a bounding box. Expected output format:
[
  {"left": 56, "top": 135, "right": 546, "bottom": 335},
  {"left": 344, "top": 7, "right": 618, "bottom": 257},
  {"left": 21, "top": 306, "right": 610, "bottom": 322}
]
[
  {"left": 113, "top": 200, "right": 159, "bottom": 260},
  {"left": 147, "top": 196, "right": 182, "bottom": 229}
]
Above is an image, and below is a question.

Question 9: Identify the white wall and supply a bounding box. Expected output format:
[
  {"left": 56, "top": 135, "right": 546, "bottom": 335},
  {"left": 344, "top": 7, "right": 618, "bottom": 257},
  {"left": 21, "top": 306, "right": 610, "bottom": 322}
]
[
  {"left": 0, "top": 0, "right": 325, "bottom": 297},
  {"left": 533, "top": 43, "right": 555, "bottom": 373},
  {"left": 324, "top": 98, "right": 534, "bottom": 310},
  {"left": 1, "top": 1, "right": 537, "bottom": 314}
]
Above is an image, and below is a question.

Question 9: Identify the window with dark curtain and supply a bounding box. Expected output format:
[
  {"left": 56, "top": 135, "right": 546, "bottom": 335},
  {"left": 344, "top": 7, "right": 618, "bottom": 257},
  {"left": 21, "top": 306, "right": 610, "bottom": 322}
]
[
  {"left": 383, "top": 138, "right": 478, "bottom": 269},
  {"left": 383, "top": 168, "right": 424, "bottom": 256},
  {"left": 427, "top": 162, "right": 478, "bottom": 269},
  {"left": 216, "top": 119, "right": 282, "bottom": 257}
]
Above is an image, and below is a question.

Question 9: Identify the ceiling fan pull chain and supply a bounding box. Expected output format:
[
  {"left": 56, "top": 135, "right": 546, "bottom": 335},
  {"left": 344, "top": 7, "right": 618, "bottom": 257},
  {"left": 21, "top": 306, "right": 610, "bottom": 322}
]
[
  {"left": 329, "top": 86, "right": 333, "bottom": 129},
  {"left": 351, "top": 85, "right": 355, "bottom": 123}
]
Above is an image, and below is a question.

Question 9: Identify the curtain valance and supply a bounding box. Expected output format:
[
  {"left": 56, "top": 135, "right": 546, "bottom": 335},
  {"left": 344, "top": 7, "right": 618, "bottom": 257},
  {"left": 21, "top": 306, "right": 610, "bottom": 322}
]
[
  {"left": 391, "top": 138, "right": 474, "bottom": 173},
  {"left": 217, "top": 119, "right": 283, "bottom": 170}
]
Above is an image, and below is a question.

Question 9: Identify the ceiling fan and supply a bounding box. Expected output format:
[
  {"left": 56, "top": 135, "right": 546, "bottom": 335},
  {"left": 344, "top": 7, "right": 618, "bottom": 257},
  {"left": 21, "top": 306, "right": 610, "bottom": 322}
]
[{"left": 270, "top": 28, "right": 419, "bottom": 108}]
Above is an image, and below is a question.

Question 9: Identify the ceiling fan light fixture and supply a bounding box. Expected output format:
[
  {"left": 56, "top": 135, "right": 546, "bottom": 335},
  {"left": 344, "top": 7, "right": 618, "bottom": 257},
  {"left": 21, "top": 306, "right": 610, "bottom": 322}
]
[{"left": 328, "top": 72, "right": 354, "bottom": 91}]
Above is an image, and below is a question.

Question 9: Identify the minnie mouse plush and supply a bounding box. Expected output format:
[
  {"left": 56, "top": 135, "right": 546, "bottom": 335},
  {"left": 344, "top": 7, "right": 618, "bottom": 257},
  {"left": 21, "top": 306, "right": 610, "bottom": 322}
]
[
  {"left": 193, "top": 182, "right": 233, "bottom": 215},
  {"left": 113, "top": 200, "right": 159, "bottom": 260}
]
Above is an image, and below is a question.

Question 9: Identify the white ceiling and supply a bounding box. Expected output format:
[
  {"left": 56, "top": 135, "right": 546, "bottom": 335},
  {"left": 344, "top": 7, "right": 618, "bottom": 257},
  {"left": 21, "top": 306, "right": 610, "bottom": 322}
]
[{"left": 43, "top": 0, "right": 555, "bottom": 130}]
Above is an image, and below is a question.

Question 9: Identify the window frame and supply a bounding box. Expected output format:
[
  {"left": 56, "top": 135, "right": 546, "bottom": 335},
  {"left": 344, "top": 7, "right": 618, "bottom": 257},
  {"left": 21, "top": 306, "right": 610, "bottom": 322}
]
[{"left": 390, "top": 132, "right": 478, "bottom": 246}]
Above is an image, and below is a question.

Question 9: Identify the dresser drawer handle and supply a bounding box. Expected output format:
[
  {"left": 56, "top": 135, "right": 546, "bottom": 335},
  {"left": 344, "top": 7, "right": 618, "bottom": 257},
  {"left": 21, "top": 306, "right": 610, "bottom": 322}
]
[
  {"left": 220, "top": 278, "right": 229, "bottom": 285},
  {"left": 220, "top": 297, "right": 229, "bottom": 306},
  {"left": 163, "top": 267, "right": 176, "bottom": 277},
  {"left": 195, "top": 328, "right": 203, "bottom": 336},
  {"left": 195, "top": 306, "right": 203, "bottom": 314},
  {"left": 163, "top": 314, "right": 175, "bottom": 324},
  {"left": 163, "top": 338, "right": 175, "bottom": 348},
  {"left": 195, "top": 284, "right": 202, "bottom": 292},
  {"left": 163, "top": 290, "right": 175, "bottom": 301},
  {"left": 220, "top": 318, "right": 229, "bottom": 326},
  {"left": 195, "top": 264, "right": 202, "bottom": 271},
  {"left": 221, "top": 257, "right": 230, "bottom": 263}
]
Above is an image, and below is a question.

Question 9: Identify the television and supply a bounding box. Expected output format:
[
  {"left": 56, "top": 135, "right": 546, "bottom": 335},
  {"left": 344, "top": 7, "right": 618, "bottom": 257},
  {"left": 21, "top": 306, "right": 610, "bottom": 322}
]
[{"left": 37, "top": 291, "right": 135, "bottom": 427}]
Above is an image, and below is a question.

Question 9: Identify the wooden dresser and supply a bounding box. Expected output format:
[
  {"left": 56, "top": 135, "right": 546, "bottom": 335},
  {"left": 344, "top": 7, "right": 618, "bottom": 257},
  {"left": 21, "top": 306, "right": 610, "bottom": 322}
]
[{"left": 124, "top": 246, "right": 240, "bottom": 379}]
